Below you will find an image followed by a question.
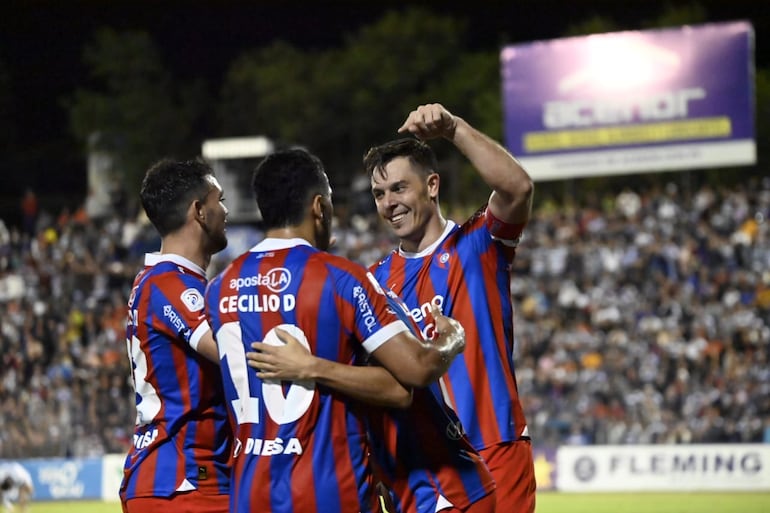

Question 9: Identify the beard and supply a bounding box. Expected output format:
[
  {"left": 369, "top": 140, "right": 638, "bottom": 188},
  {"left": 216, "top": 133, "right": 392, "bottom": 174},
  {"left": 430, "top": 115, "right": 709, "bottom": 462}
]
[
  {"left": 204, "top": 222, "right": 228, "bottom": 255},
  {"left": 316, "top": 218, "right": 332, "bottom": 251},
  {"left": 316, "top": 203, "right": 333, "bottom": 251},
  {"left": 211, "top": 231, "right": 228, "bottom": 254}
]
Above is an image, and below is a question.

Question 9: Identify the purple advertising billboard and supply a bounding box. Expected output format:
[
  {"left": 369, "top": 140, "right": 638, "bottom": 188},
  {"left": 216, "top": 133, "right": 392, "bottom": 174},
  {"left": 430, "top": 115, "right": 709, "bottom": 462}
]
[{"left": 501, "top": 22, "right": 755, "bottom": 180}]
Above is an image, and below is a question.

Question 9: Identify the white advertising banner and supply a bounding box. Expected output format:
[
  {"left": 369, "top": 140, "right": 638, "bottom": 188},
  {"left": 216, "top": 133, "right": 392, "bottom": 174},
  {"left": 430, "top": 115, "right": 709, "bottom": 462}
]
[
  {"left": 557, "top": 444, "right": 770, "bottom": 492},
  {"left": 101, "top": 454, "right": 125, "bottom": 501}
]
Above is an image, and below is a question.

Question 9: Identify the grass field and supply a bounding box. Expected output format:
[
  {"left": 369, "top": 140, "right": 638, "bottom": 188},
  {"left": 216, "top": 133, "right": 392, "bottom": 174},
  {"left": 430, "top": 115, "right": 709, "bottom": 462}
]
[{"left": 29, "top": 493, "right": 770, "bottom": 513}]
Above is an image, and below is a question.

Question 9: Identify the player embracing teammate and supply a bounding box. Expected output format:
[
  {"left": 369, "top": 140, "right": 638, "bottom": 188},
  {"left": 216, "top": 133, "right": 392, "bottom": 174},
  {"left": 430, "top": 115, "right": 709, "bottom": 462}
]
[
  {"left": 121, "top": 103, "right": 535, "bottom": 513},
  {"left": 363, "top": 103, "right": 537, "bottom": 513}
]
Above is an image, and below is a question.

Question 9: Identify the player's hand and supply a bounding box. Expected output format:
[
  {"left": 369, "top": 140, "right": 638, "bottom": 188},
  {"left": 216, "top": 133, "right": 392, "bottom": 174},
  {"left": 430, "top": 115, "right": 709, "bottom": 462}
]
[
  {"left": 398, "top": 103, "right": 457, "bottom": 141},
  {"left": 246, "top": 328, "right": 316, "bottom": 380},
  {"left": 430, "top": 305, "right": 466, "bottom": 355}
]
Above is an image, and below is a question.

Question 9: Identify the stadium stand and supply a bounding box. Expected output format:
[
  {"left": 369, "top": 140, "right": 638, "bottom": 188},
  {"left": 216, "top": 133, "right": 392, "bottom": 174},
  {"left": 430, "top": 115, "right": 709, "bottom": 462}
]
[{"left": 0, "top": 177, "right": 768, "bottom": 458}]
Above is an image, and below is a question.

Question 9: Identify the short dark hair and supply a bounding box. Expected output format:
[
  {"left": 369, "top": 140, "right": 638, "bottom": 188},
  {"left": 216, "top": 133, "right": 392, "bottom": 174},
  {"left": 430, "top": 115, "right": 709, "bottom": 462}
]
[
  {"left": 140, "top": 158, "right": 214, "bottom": 237},
  {"left": 252, "top": 148, "right": 330, "bottom": 230},
  {"left": 363, "top": 138, "right": 439, "bottom": 181}
]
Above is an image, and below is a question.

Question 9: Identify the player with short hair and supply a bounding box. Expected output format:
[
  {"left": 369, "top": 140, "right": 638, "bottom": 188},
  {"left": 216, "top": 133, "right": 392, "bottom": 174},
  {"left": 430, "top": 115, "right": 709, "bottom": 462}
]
[
  {"left": 120, "top": 158, "right": 232, "bottom": 513},
  {"left": 205, "top": 148, "right": 467, "bottom": 513},
  {"left": 246, "top": 289, "right": 497, "bottom": 513},
  {"left": 364, "top": 103, "right": 537, "bottom": 512},
  {"left": 361, "top": 295, "right": 498, "bottom": 513}
]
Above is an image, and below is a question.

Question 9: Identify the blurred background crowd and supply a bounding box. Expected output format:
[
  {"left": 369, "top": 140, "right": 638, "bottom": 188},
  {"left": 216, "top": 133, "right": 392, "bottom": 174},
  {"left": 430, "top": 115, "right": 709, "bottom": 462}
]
[{"left": 1, "top": 174, "right": 769, "bottom": 458}]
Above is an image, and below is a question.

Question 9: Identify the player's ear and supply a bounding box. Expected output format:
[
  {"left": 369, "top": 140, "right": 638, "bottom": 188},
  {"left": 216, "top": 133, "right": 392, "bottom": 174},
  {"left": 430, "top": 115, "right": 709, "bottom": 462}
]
[
  {"left": 311, "top": 194, "right": 325, "bottom": 221},
  {"left": 427, "top": 172, "right": 440, "bottom": 200},
  {"left": 191, "top": 198, "right": 206, "bottom": 223}
]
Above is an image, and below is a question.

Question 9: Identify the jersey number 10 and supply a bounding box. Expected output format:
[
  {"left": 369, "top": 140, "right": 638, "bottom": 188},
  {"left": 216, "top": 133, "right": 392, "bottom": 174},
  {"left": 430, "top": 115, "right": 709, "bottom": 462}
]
[{"left": 216, "top": 322, "right": 316, "bottom": 426}]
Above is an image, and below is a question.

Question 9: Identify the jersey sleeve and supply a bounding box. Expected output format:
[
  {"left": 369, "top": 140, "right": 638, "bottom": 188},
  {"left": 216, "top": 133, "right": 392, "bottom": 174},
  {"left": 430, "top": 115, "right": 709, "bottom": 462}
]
[
  {"left": 337, "top": 264, "right": 410, "bottom": 354},
  {"left": 462, "top": 205, "right": 526, "bottom": 262},
  {"left": 485, "top": 207, "right": 525, "bottom": 247},
  {"left": 152, "top": 272, "right": 211, "bottom": 352}
]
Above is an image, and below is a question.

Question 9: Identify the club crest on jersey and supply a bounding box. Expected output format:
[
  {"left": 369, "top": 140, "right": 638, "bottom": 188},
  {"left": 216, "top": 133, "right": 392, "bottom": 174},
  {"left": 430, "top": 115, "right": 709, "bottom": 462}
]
[
  {"left": 439, "top": 252, "right": 450, "bottom": 264},
  {"left": 181, "top": 288, "right": 205, "bottom": 312}
]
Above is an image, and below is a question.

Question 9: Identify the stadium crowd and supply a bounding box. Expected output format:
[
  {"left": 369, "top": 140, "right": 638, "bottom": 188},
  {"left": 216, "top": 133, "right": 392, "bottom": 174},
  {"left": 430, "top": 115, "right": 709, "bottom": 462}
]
[{"left": 1, "top": 175, "right": 769, "bottom": 458}]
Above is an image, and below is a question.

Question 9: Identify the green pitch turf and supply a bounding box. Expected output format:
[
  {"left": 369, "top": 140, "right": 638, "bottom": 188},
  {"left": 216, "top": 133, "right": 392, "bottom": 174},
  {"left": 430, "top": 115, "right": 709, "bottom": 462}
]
[
  {"left": 537, "top": 492, "right": 770, "bottom": 513},
  {"left": 30, "top": 493, "right": 770, "bottom": 513},
  {"left": 31, "top": 501, "right": 120, "bottom": 513}
]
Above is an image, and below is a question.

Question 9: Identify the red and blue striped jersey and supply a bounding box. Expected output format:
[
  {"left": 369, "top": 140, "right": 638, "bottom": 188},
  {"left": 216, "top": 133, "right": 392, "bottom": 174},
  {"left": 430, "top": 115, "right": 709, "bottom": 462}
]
[
  {"left": 371, "top": 207, "right": 529, "bottom": 451},
  {"left": 362, "top": 288, "right": 495, "bottom": 513},
  {"left": 205, "top": 238, "right": 412, "bottom": 513},
  {"left": 121, "top": 253, "right": 231, "bottom": 501}
]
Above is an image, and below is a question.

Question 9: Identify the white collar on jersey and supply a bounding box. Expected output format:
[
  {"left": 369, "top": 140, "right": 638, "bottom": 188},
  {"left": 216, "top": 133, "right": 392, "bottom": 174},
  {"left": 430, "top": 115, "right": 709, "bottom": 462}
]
[
  {"left": 398, "top": 220, "right": 456, "bottom": 259},
  {"left": 250, "top": 237, "right": 312, "bottom": 252},
  {"left": 144, "top": 252, "right": 206, "bottom": 276}
]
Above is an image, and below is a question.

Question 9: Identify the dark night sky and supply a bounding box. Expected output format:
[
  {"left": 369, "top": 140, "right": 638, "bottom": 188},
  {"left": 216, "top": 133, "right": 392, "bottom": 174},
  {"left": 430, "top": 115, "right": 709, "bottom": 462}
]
[{"left": 0, "top": 0, "right": 767, "bottom": 223}]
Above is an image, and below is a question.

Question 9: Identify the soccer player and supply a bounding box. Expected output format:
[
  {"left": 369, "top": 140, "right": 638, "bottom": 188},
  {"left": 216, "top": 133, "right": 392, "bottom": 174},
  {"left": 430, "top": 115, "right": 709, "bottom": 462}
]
[
  {"left": 364, "top": 103, "right": 537, "bottom": 512},
  {"left": 0, "top": 462, "right": 33, "bottom": 513},
  {"left": 204, "top": 148, "right": 467, "bottom": 513},
  {"left": 120, "top": 159, "right": 232, "bottom": 513},
  {"left": 247, "top": 292, "right": 497, "bottom": 513}
]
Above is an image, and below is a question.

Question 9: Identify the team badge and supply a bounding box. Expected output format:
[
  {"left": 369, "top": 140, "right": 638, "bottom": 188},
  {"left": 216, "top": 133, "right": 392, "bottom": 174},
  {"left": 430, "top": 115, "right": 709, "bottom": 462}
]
[{"left": 181, "top": 288, "right": 205, "bottom": 312}]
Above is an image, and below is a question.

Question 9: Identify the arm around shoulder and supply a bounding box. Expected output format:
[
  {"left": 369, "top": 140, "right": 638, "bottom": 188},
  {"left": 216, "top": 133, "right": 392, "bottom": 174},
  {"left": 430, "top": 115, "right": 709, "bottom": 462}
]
[{"left": 246, "top": 330, "right": 413, "bottom": 409}]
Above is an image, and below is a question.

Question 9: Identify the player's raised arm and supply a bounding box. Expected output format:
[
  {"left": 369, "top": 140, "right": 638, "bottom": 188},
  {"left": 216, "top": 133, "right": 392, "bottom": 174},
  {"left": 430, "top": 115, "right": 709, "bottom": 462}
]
[{"left": 398, "top": 102, "right": 534, "bottom": 225}]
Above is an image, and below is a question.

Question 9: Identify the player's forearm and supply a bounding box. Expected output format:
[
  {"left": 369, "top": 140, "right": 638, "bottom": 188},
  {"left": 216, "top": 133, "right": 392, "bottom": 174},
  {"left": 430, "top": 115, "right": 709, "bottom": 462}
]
[
  {"left": 450, "top": 117, "right": 534, "bottom": 223},
  {"left": 309, "top": 358, "right": 413, "bottom": 408}
]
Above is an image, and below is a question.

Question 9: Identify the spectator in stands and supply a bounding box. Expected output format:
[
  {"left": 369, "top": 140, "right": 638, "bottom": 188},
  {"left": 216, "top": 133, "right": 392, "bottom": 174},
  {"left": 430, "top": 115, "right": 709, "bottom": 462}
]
[
  {"left": 0, "top": 175, "right": 768, "bottom": 461},
  {"left": 19, "top": 189, "right": 38, "bottom": 238}
]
